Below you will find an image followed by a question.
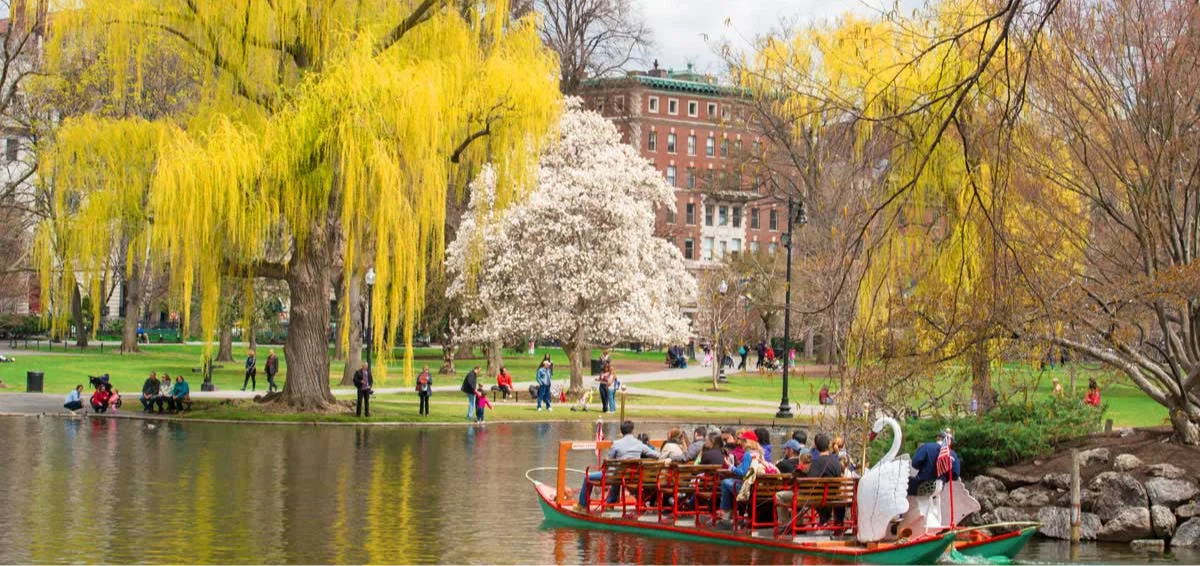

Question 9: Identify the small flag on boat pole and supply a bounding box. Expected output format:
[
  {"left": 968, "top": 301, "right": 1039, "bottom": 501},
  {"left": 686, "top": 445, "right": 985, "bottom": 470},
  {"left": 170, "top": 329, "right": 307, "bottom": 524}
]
[{"left": 936, "top": 432, "right": 953, "bottom": 478}]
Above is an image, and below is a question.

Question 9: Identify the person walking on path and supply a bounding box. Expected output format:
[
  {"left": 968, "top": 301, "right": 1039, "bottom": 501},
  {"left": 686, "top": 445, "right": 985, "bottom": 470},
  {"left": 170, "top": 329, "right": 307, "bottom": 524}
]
[
  {"left": 461, "top": 366, "right": 480, "bottom": 420},
  {"left": 353, "top": 362, "right": 373, "bottom": 418},
  {"left": 242, "top": 350, "right": 257, "bottom": 392},
  {"left": 596, "top": 364, "right": 614, "bottom": 413},
  {"left": 535, "top": 360, "right": 553, "bottom": 411},
  {"left": 140, "top": 372, "right": 159, "bottom": 412},
  {"left": 737, "top": 344, "right": 748, "bottom": 371},
  {"left": 64, "top": 385, "right": 84, "bottom": 413},
  {"left": 265, "top": 350, "right": 279, "bottom": 392},
  {"left": 416, "top": 365, "right": 433, "bottom": 416}
]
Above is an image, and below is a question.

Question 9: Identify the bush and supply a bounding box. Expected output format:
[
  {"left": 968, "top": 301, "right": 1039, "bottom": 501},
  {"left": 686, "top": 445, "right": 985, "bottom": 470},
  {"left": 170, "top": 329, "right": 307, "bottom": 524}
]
[{"left": 874, "top": 397, "right": 1104, "bottom": 476}]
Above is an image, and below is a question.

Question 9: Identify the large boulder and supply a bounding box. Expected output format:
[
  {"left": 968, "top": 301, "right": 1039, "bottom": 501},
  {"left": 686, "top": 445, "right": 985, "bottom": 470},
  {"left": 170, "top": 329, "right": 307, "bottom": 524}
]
[
  {"left": 1113, "top": 453, "right": 1144, "bottom": 472},
  {"left": 1098, "top": 507, "right": 1153, "bottom": 542},
  {"left": 1177, "top": 503, "right": 1200, "bottom": 519},
  {"left": 1078, "top": 447, "right": 1111, "bottom": 467},
  {"left": 992, "top": 506, "right": 1036, "bottom": 524},
  {"left": 1152, "top": 505, "right": 1177, "bottom": 538},
  {"left": 985, "top": 467, "right": 1039, "bottom": 490},
  {"left": 1146, "top": 478, "right": 1200, "bottom": 509},
  {"left": 1056, "top": 488, "right": 1096, "bottom": 512},
  {"left": 968, "top": 475, "right": 1009, "bottom": 513},
  {"left": 1042, "top": 473, "right": 1071, "bottom": 491},
  {"left": 1037, "top": 506, "right": 1100, "bottom": 541},
  {"left": 1090, "top": 472, "right": 1149, "bottom": 521},
  {"left": 1008, "top": 486, "right": 1053, "bottom": 508},
  {"left": 1146, "top": 463, "right": 1188, "bottom": 480},
  {"left": 1172, "top": 517, "right": 1200, "bottom": 548}
]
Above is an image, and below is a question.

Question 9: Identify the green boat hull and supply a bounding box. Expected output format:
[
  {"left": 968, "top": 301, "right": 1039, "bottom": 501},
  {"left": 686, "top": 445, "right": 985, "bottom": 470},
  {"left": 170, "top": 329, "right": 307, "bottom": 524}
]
[
  {"left": 534, "top": 484, "right": 953, "bottom": 565},
  {"left": 956, "top": 526, "right": 1038, "bottom": 560}
]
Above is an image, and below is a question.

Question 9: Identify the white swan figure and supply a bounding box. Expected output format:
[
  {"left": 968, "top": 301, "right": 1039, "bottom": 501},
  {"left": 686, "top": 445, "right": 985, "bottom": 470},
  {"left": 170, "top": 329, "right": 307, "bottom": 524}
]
[{"left": 855, "top": 417, "right": 911, "bottom": 543}]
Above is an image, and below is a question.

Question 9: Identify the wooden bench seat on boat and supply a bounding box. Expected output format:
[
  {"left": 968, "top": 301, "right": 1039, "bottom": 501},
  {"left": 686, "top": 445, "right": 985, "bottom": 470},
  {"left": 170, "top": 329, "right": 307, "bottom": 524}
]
[
  {"left": 783, "top": 477, "right": 857, "bottom": 536},
  {"left": 656, "top": 464, "right": 722, "bottom": 524}
]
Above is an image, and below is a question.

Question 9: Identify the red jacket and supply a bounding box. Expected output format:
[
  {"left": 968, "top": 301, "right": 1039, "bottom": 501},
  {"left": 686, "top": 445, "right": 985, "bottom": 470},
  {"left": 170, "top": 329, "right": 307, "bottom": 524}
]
[
  {"left": 1084, "top": 389, "right": 1102, "bottom": 407},
  {"left": 497, "top": 372, "right": 513, "bottom": 388},
  {"left": 91, "top": 389, "right": 110, "bottom": 406}
]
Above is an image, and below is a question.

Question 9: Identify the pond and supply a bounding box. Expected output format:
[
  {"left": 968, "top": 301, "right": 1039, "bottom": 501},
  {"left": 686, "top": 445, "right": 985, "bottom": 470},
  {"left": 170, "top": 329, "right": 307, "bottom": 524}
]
[{"left": 0, "top": 417, "right": 1194, "bottom": 564}]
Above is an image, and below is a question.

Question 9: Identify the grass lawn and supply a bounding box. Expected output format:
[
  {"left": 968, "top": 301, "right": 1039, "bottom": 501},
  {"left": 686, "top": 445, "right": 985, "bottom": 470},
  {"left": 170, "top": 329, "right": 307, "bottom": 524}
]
[{"left": 0, "top": 343, "right": 664, "bottom": 396}]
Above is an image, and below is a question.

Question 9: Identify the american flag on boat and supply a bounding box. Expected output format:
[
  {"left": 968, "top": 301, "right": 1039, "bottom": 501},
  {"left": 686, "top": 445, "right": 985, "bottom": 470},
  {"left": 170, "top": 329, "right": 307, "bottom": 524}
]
[{"left": 936, "top": 434, "right": 954, "bottom": 479}]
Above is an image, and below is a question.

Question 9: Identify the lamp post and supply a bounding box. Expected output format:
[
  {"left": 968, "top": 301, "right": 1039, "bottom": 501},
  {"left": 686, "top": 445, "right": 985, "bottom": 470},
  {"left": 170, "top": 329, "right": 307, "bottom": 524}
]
[
  {"left": 776, "top": 196, "right": 807, "bottom": 419},
  {"left": 713, "top": 279, "right": 728, "bottom": 386},
  {"left": 364, "top": 268, "right": 376, "bottom": 369}
]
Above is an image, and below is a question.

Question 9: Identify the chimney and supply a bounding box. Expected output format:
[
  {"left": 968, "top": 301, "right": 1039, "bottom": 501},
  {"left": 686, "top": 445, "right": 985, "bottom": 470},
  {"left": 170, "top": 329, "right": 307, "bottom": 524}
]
[{"left": 648, "top": 59, "right": 667, "bottom": 78}]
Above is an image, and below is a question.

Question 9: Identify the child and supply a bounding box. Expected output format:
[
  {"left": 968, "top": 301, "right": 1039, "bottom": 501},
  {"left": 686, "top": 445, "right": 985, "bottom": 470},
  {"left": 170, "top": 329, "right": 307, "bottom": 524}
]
[
  {"left": 109, "top": 388, "right": 123, "bottom": 413},
  {"left": 475, "top": 388, "right": 493, "bottom": 423}
]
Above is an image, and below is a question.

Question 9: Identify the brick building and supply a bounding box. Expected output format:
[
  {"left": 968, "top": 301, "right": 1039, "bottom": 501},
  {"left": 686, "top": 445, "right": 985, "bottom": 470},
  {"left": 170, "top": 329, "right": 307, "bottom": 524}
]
[{"left": 580, "top": 62, "right": 786, "bottom": 268}]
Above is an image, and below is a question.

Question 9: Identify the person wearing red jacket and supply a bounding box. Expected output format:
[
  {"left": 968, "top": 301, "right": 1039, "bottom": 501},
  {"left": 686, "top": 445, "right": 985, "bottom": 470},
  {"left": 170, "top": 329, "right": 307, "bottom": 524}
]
[
  {"left": 496, "top": 367, "right": 514, "bottom": 400},
  {"left": 90, "top": 387, "right": 111, "bottom": 413},
  {"left": 1084, "top": 379, "right": 1102, "bottom": 407}
]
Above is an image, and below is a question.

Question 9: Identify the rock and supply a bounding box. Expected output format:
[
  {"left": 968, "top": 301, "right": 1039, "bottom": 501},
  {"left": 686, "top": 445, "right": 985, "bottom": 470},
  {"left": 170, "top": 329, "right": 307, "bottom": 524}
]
[
  {"left": 1178, "top": 503, "right": 1200, "bottom": 519},
  {"left": 1114, "top": 453, "right": 1144, "bottom": 472},
  {"left": 1008, "top": 486, "right": 1053, "bottom": 508},
  {"left": 1042, "top": 473, "right": 1071, "bottom": 490},
  {"left": 1152, "top": 505, "right": 1177, "bottom": 538},
  {"left": 1090, "top": 472, "right": 1149, "bottom": 521},
  {"left": 985, "top": 467, "right": 1039, "bottom": 489},
  {"left": 968, "top": 476, "right": 1009, "bottom": 513},
  {"left": 1078, "top": 447, "right": 1111, "bottom": 467},
  {"left": 1172, "top": 518, "right": 1200, "bottom": 547},
  {"left": 1146, "top": 478, "right": 1200, "bottom": 509},
  {"left": 1098, "top": 507, "right": 1153, "bottom": 542},
  {"left": 1146, "top": 463, "right": 1189, "bottom": 480},
  {"left": 1056, "top": 488, "right": 1096, "bottom": 512},
  {"left": 992, "top": 506, "right": 1035, "bottom": 524},
  {"left": 1131, "top": 539, "right": 1166, "bottom": 552},
  {"left": 1037, "top": 506, "right": 1100, "bottom": 540}
]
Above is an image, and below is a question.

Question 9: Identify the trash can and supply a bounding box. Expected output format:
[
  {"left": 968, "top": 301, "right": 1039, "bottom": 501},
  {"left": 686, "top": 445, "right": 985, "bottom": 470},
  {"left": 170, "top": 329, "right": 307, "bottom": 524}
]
[
  {"left": 26, "top": 371, "right": 44, "bottom": 393},
  {"left": 590, "top": 359, "right": 604, "bottom": 376}
]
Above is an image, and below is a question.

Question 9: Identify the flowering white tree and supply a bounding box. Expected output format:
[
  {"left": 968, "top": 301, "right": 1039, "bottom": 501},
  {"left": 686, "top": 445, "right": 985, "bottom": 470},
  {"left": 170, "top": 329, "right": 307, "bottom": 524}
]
[{"left": 448, "top": 104, "right": 696, "bottom": 392}]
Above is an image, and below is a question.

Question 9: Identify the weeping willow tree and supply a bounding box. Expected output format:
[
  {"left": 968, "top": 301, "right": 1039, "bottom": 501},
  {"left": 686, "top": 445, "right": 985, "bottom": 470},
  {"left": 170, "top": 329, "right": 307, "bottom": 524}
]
[{"left": 41, "top": 0, "right": 561, "bottom": 410}]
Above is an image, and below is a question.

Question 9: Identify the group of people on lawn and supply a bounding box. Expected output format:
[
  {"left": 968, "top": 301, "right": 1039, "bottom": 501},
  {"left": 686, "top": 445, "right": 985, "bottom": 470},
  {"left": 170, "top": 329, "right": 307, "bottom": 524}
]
[{"left": 63, "top": 372, "right": 190, "bottom": 415}]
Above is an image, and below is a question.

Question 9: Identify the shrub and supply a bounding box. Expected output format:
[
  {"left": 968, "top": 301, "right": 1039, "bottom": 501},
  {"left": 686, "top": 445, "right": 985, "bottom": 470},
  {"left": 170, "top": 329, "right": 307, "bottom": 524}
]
[{"left": 870, "top": 397, "right": 1104, "bottom": 476}]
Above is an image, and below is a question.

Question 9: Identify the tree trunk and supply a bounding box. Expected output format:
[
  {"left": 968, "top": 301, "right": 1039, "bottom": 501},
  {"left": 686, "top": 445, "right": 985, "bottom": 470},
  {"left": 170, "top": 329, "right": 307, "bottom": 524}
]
[
  {"left": 340, "top": 275, "right": 362, "bottom": 386},
  {"left": 485, "top": 339, "right": 503, "bottom": 375},
  {"left": 439, "top": 340, "right": 456, "bottom": 374},
  {"left": 120, "top": 260, "right": 143, "bottom": 353},
  {"left": 71, "top": 284, "right": 88, "bottom": 348},
  {"left": 216, "top": 323, "right": 234, "bottom": 362},
  {"left": 276, "top": 225, "right": 337, "bottom": 411},
  {"left": 804, "top": 329, "right": 814, "bottom": 361},
  {"left": 249, "top": 318, "right": 258, "bottom": 351},
  {"left": 970, "top": 343, "right": 993, "bottom": 413},
  {"left": 332, "top": 277, "right": 346, "bottom": 361},
  {"left": 564, "top": 341, "right": 587, "bottom": 394},
  {"left": 1170, "top": 409, "right": 1200, "bottom": 445}
]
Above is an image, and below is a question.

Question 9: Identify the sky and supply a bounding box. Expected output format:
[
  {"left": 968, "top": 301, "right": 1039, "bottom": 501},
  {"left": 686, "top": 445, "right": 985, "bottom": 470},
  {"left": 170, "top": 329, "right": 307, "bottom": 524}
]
[{"left": 635, "top": 0, "right": 923, "bottom": 76}]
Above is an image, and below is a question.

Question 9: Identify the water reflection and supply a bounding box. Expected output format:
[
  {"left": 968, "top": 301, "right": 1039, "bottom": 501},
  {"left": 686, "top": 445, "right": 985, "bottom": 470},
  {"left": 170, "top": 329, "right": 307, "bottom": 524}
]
[{"left": 0, "top": 417, "right": 1196, "bottom": 564}]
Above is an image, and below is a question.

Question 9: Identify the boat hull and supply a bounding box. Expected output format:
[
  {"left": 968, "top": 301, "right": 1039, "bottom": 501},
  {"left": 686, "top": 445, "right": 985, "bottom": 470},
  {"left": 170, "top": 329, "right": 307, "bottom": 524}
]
[
  {"left": 533, "top": 483, "right": 953, "bottom": 565},
  {"left": 954, "top": 526, "right": 1038, "bottom": 560}
]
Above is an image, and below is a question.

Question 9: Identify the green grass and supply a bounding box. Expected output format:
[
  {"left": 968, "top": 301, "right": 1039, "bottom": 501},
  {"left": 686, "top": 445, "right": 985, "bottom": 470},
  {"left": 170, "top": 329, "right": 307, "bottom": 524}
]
[{"left": 0, "top": 343, "right": 664, "bottom": 396}]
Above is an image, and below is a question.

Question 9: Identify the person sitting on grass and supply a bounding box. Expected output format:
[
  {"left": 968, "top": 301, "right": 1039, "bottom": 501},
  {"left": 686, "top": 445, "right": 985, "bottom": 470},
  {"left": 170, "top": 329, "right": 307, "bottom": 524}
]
[
  {"left": 1084, "top": 379, "right": 1102, "bottom": 407},
  {"left": 156, "top": 374, "right": 173, "bottom": 414},
  {"left": 819, "top": 384, "right": 837, "bottom": 405},
  {"left": 64, "top": 385, "right": 84, "bottom": 413},
  {"left": 90, "top": 385, "right": 111, "bottom": 414},
  {"left": 169, "top": 375, "right": 190, "bottom": 413},
  {"left": 140, "top": 372, "right": 159, "bottom": 412},
  {"left": 576, "top": 420, "right": 659, "bottom": 512}
]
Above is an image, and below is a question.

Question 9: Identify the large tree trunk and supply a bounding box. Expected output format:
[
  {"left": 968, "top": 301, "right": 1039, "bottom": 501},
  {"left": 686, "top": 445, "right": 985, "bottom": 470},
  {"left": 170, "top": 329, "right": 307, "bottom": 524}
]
[
  {"left": 340, "top": 274, "right": 362, "bottom": 386},
  {"left": 216, "top": 322, "right": 234, "bottom": 362},
  {"left": 276, "top": 225, "right": 337, "bottom": 411},
  {"left": 71, "top": 284, "right": 88, "bottom": 348},
  {"left": 332, "top": 276, "right": 346, "bottom": 361},
  {"left": 1170, "top": 409, "right": 1200, "bottom": 445},
  {"left": 970, "top": 343, "right": 993, "bottom": 413},
  {"left": 484, "top": 339, "right": 503, "bottom": 375},
  {"left": 120, "top": 259, "right": 143, "bottom": 353},
  {"left": 563, "top": 340, "right": 587, "bottom": 394},
  {"left": 248, "top": 319, "right": 258, "bottom": 351}
]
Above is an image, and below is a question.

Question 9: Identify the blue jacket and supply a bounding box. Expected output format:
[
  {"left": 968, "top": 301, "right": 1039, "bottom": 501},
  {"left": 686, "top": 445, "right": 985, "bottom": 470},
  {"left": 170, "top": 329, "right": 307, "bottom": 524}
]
[
  {"left": 171, "top": 381, "right": 190, "bottom": 398},
  {"left": 909, "top": 441, "right": 960, "bottom": 494},
  {"left": 730, "top": 452, "right": 753, "bottom": 479},
  {"left": 536, "top": 367, "right": 551, "bottom": 387}
]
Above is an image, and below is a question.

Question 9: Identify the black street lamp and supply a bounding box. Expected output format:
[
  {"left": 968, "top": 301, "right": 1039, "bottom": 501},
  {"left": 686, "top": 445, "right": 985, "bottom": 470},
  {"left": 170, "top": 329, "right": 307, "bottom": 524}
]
[
  {"left": 776, "top": 196, "right": 807, "bottom": 419},
  {"left": 364, "top": 267, "right": 376, "bottom": 368}
]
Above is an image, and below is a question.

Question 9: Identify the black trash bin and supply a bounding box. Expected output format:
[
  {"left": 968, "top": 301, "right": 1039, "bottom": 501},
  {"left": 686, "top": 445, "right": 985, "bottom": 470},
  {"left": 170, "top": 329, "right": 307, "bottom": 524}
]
[
  {"left": 590, "top": 359, "right": 604, "bottom": 376},
  {"left": 26, "top": 371, "right": 44, "bottom": 393}
]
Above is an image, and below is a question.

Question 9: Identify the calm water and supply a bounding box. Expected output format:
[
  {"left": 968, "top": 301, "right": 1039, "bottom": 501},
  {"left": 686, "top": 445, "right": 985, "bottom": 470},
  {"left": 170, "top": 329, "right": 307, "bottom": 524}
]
[{"left": 0, "top": 417, "right": 1194, "bottom": 564}]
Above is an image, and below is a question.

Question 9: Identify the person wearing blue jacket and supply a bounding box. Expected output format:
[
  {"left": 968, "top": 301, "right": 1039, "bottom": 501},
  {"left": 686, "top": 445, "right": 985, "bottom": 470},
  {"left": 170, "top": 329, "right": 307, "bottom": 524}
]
[
  {"left": 169, "top": 376, "right": 190, "bottom": 413},
  {"left": 908, "top": 430, "right": 960, "bottom": 496},
  {"left": 716, "top": 430, "right": 759, "bottom": 522},
  {"left": 535, "top": 360, "right": 553, "bottom": 411}
]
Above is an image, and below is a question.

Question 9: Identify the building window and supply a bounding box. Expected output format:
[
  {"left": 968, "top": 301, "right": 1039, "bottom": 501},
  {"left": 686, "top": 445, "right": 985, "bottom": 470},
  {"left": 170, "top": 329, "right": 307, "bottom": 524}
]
[
  {"left": 667, "top": 133, "right": 676, "bottom": 153},
  {"left": 648, "top": 96, "right": 659, "bottom": 113},
  {"left": 769, "top": 209, "right": 779, "bottom": 231},
  {"left": 768, "top": 242, "right": 777, "bottom": 255},
  {"left": 707, "top": 102, "right": 717, "bottom": 117},
  {"left": 666, "top": 165, "right": 676, "bottom": 187},
  {"left": 686, "top": 168, "right": 696, "bottom": 189},
  {"left": 732, "top": 206, "right": 742, "bottom": 228},
  {"left": 721, "top": 138, "right": 729, "bottom": 158},
  {"left": 593, "top": 97, "right": 606, "bottom": 113},
  {"left": 718, "top": 206, "right": 729, "bottom": 226},
  {"left": 613, "top": 96, "right": 625, "bottom": 113},
  {"left": 722, "top": 105, "right": 731, "bottom": 120},
  {"left": 686, "top": 203, "right": 696, "bottom": 225},
  {"left": 750, "top": 208, "right": 760, "bottom": 229},
  {"left": 704, "top": 205, "right": 714, "bottom": 227},
  {"left": 702, "top": 237, "right": 714, "bottom": 260},
  {"left": 665, "top": 205, "right": 676, "bottom": 224},
  {"left": 718, "top": 240, "right": 727, "bottom": 258},
  {"left": 687, "top": 101, "right": 698, "bottom": 117},
  {"left": 749, "top": 241, "right": 759, "bottom": 253},
  {"left": 706, "top": 135, "right": 715, "bottom": 157},
  {"left": 668, "top": 99, "right": 678, "bottom": 115},
  {"left": 687, "top": 134, "right": 696, "bottom": 156},
  {"left": 647, "top": 131, "right": 657, "bottom": 151},
  {"left": 731, "top": 238, "right": 742, "bottom": 256},
  {"left": 4, "top": 139, "right": 17, "bottom": 162},
  {"left": 684, "top": 239, "right": 695, "bottom": 260}
]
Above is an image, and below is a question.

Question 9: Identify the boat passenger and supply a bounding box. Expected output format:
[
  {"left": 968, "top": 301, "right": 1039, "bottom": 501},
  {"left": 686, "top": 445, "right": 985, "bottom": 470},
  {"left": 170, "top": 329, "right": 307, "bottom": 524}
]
[
  {"left": 775, "top": 439, "right": 805, "bottom": 474},
  {"left": 699, "top": 433, "right": 726, "bottom": 466},
  {"left": 755, "top": 427, "right": 773, "bottom": 461},
  {"left": 576, "top": 421, "right": 659, "bottom": 511},
  {"left": 908, "top": 430, "right": 960, "bottom": 496},
  {"left": 808, "top": 433, "right": 846, "bottom": 525},
  {"left": 672, "top": 427, "right": 708, "bottom": 463},
  {"left": 659, "top": 428, "right": 687, "bottom": 461},
  {"left": 716, "top": 430, "right": 758, "bottom": 523}
]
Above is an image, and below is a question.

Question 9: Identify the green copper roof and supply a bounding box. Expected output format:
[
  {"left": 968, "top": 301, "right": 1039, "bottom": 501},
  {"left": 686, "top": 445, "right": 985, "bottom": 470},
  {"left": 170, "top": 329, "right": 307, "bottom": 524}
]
[{"left": 582, "top": 74, "right": 749, "bottom": 97}]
